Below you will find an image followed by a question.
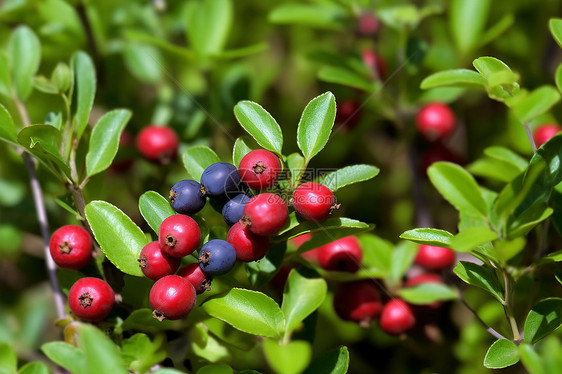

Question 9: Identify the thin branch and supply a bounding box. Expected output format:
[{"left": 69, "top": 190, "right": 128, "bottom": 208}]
[
  {"left": 524, "top": 123, "right": 537, "bottom": 153},
  {"left": 459, "top": 295, "right": 508, "bottom": 341}
]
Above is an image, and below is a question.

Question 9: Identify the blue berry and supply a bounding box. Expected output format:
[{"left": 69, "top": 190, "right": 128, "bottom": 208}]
[
  {"left": 169, "top": 180, "right": 206, "bottom": 215},
  {"left": 200, "top": 162, "right": 241, "bottom": 198},
  {"left": 198, "top": 239, "right": 236, "bottom": 275},
  {"left": 222, "top": 194, "right": 251, "bottom": 226}
]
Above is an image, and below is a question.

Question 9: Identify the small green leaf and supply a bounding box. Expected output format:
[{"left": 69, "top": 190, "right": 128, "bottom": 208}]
[
  {"left": 317, "top": 66, "right": 377, "bottom": 92},
  {"left": 268, "top": 4, "right": 347, "bottom": 30},
  {"left": 358, "top": 234, "right": 392, "bottom": 277},
  {"left": 122, "top": 309, "right": 172, "bottom": 332},
  {"left": 450, "top": 226, "right": 498, "bottom": 252},
  {"left": 80, "top": 324, "right": 128, "bottom": 374},
  {"left": 123, "top": 43, "right": 163, "bottom": 83},
  {"left": 182, "top": 146, "right": 221, "bottom": 182},
  {"left": 286, "top": 153, "right": 305, "bottom": 187},
  {"left": 33, "top": 76, "right": 59, "bottom": 94},
  {"left": 473, "top": 56, "right": 512, "bottom": 79},
  {"left": 196, "top": 365, "right": 233, "bottom": 374},
  {"left": 245, "top": 242, "right": 286, "bottom": 288},
  {"left": 420, "top": 69, "right": 486, "bottom": 89},
  {"left": 555, "top": 64, "right": 562, "bottom": 95},
  {"left": 0, "top": 343, "right": 16, "bottom": 373},
  {"left": 479, "top": 14, "right": 514, "bottom": 47},
  {"left": 524, "top": 298, "right": 562, "bottom": 344},
  {"left": 234, "top": 101, "right": 283, "bottom": 155},
  {"left": 513, "top": 86, "right": 560, "bottom": 124},
  {"left": 303, "top": 346, "right": 349, "bottom": 374},
  {"left": 121, "top": 334, "right": 166, "bottom": 374},
  {"left": 17, "top": 124, "right": 71, "bottom": 177},
  {"left": 484, "top": 146, "right": 528, "bottom": 171},
  {"left": 549, "top": 19, "right": 562, "bottom": 49},
  {"left": 138, "top": 191, "right": 175, "bottom": 234},
  {"left": 232, "top": 135, "right": 257, "bottom": 167},
  {"left": 518, "top": 343, "right": 545, "bottom": 374},
  {"left": 18, "top": 362, "right": 49, "bottom": 374},
  {"left": 72, "top": 51, "right": 96, "bottom": 140},
  {"left": 450, "top": 0, "right": 491, "bottom": 54},
  {"left": 390, "top": 241, "right": 418, "bottom": 282},
  {"left": 296, "top": 92, "right": 337, "bottom": 161},
  {"left": 86, "top": 109, "right": 132, "bottom": 178},
  {"left": 454, "top": 261, "right": 504, "bottom": 303},
  {"left": 0, "top": 104, "right": 17, "bottom": 145},
  {"left": 318, "top": 164, "right": 379, "bottom": 191},
  {"left": 263, "top": 339, "right": 312, "bottom": 374},
  {"left": 280, "top": 218, "right": 373, "bottom": 245},
  {"left": 9, "top": 25, "right": 41, "bottom": 100},
  {"left": 0, "top": 54, "right": 11, "bottom": 96},
  {"left": 399, "top": 228, "right": 454, "bottom": 247},
  {"left": 484, "top": 339, "right": 519, "bottom": 369},
  {"left": 398, "top": 283, "right": 458, "bottom": 304},
  {"left": 186, "top": 0, "right": 232, "bottom": 59},
  {"left": 41, "top": 342, "right": 87, "bottom": 374},
  {"left": 85, "top": 201, "right": 149, "bottom": 277}
]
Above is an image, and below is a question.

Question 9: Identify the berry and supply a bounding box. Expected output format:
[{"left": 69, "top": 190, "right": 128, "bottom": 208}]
[
  {"left": 169, "top": 180, "right": 206, "bottom": 215},
  {"left": 289, "top": 233, "right": 319, "bottom": 262},
  {"left": 362, "top": 49, "right": 387, "bottom": 80},
  {"left": 238, "top": 149, "right": 282, "bottom": 190},
  {"left": 533, "top": 124, "right": 562, "bottom": 147},
  {"left": 416, "top": 103, "right": 456, "bottom": 141},
  {"left": 222, "top": 194, "right": 251, "bottom": 226},
  {"left": 227, "top": 222, "right": 269, "bottom": 262},
  {"left": 136, "top": 125, "right": 179, "bottom": 164},
  {"left": 49, "top": 225, "right": 92, "bottom": 270},
  {"left": 415, "top": 244, "right": 455, "bottom": 270},
  {"left": 177, "top": 263, "right": 212, "bottom": 294},
  {"left": 198, "top": 239, "right": 237, "bottom": 275},
  {"left": 149, "top": 275, "right": 196, "bottom": 321},
  {"left": 335, "top": 100, "right": 361, "bottom": 130},
  {"left": 138, "top": 241, "right": 181, "bottom": 280},
  {"left": 241, "top": 193, "right": 289, "bottom": 236},
  {"left": 159, "top": 215, "right": 201, "bottom": 258},
  {"left": 379, "top": 299, "right": 416, "bottom": 335},
  {"left": 292, "top": 182, "right": 337, "bottom": 222},
  {"left": 317, "top": 236, "right": 363, "bottom": 273},
  {"left": 68, "top": 277, "right": 115, "bottom": 322},
  {"left": 200, "top": 162, "right": 242, "bottom": 198},
  {"left": 333, "top": 280, "right": 382, "bottom": 327},
  {"left": 357, "top": 12, "right": 379, "bottom": 35}
]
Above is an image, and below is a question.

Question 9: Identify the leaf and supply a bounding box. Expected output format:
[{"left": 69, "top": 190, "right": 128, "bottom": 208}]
[
  {"left": 318, "top": 164, "right": 380, "bottom": 191},
  {"left": 399, "top": 228, "right": 454, "bottom": 247},
  {"left": 201, "top": 288, "right": 285, "bottom": 338},
  {"left": 17, "top": 124, "right": 71, "bottom": 177},
  {"left": 449, "top": 0, "right": 491, "bottom": 54},
  {"left": 390, "top": 241, "right": 418, "bottom": 282},
  {"left": 263, "top": 339, "right": 312, "bottom": 374},
  {"left": 454, "top": 261, "right": 504, "bottom": 303},
  {"left": 303, "top": 346, "right": 349, "bottom": 374},
  {"left": 123, "top": 43, "right": 163, "bottom": 83},
  {"left": 473, "top": 56, "right": 512, "bottom": 79},
  {"left": 121, "top": 334, "right": 166, "bottom": 374},
  {"left": 420, "top": 69, "right": 486, "bottom": 89},
  {"left": 80, "top": 324, "right": 128, "bottom": 374},
  {"left": 0, "top": 104, "right": 17, "bottom": 145},
  {"left": 9, "top": 25, "right": 41, "bottom": 100},
  {"left": 296, "top": 92, "right": 336, "bottom": 162},
  {"left": 187, "top": 0, "right": 233, "bottom": 59},
  {"left": 398, "top": 283, "right": 458, "bottom": 304},
  {"left": 196, "top": 365, "right": 233, "bottom": 374},
  {"left": 518, "top": 344, "right": 545, "bottom": 374},
  {"left": 41, "top": 342, "right": 87, "bottom": 374},
  {"left": 85, "top": 201, "right": 149, "bottom": 277},
  {"left": 0, "top": 343, "right": 16, "bottom": 373},
  {"left": 268, "top": 4, "right": 347, "bottom": 30},
  {"left": 555, "top": 64, "right": 562, "bottom": 94},
  {"left": 479, "top": 14, "right": 514, "bottom": 47},
  {"left": 214, "top": 42, "right": 268, "bottom": 59},
  {"left": 0, "top": 54, "right": 11, "bottom": 97},
  {"left": 358, "top": 234, "right": 393, "bottom": 277},
  {"left": 122, "top": 309, "right": 172, "bottom": 332},
  {"left": 467, "top": 157, "right": 522, "bottom": 182},
  {"left": 550, "top": 18, "right": 562, "bottom": 49},
  {"left": 245, "top": 242, "right": 286, "bottom": 288},
  {"left": 450, "top": 226, "right": 498, "bottom": 252},
  {"left": 18, "top": 362, "right": 50, "bottom": 374},
  {"left": 234, "top": 101, "right": 283, "bottom": 155},
  {"left": 232, "top": 135, "right": 257, "bottom": 167},
  {"left": 286, "top": 152, "right": 305, "bottom": 187},
  {"left": 182, "top": 146, "right": 221, "bottom": 182},
  {"left": 33, "top": 76, "right": 59, "bottom": 94},
  {"left": 317, "top": 66, "right": 377, "bottom": 92},
  {"left": 484, "top": 146, "right": 528, "bottom": 171},
  {"left": 484, "top": 339, "right": 520, "bottom": 369},
  {"left": 72, "top": 51, "right": 96, "bottom": 139},
  {"left": 513, "top": 86, "right": 560, "bottom": 124},
  {"left": 524, "top": 298, "right": 562, "bottom": 344},
  {"left": 279, "top": 218, "right": 373, "bottom": 245},
  {"left": 282, "top": 269, "right": 327, "bottom": 336},
  {"left": 138, "top": 191, "right": 175, "bottom": 234},
  {"left": 86, "top": 109, "right": 132, "bottom": 177}
]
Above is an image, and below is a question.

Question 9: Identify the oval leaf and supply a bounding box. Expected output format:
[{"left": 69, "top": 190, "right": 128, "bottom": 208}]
[
  {"left": 264, "top": 339, "right": 311, "bottom": 374},
  {"left": 317, "top": 67, "right": 377, "bottom": 92},
  {"left": 513, "top": 86, "right": 560, "bottom": 124},
  {"left": 390, "top": 241, "right": 418, "bottom": 282},
  {"left": 18, "top": 362, "right": 50, "bottom": 374},
  {"left": 454, "top": 261, "right": 504, "bottom": 303},
  {"left": 524, "top": 298, "right": 562, "bottom": 344},
  {"left": 518, "top": 344, "right": 545, "bottom": 374},
  {"left": 72, "top": 51, "right": 96, "bottom": 140},
  {"left": 182, "top": 146, "right": 221, "bottom": 182},
  {"left": 484, "top": 339, "right": 520, "bottom": 369},
  {"left": 123, "top": 43, "right": 163, "bottom": 83},
  {"left": 232, "top": 135, "right": 257, "bottom": 167},
  {"left": 80, "top": 324, "right": 128, "bottom": 374},
  {"left": 450, "top": 226, "right": 499, "bottom": 252},
  {"left": 234, "top": 101, "right": 283, "bottom": 154},
  {"left": 318, "top": 164, "right": 380, "bottom": 191},
  {"left": 138, "top": 191, "right": 175, "bottom": 234},
  {"left": 0, "top": 104, "right": 17, "bottom": 145},
  {"left": 280, "top": 217, "right": 373, "bottom": 244},
  {"left": 297, "top": 92, "right": 336, "bottom": 162},
  {"left": 9, "top": 25, "right": 41, "bottom": 100},
  {"left": 550, "top": 18, "right": 562, "bottom": 49},
  {"left": 303, "top": 346, "right": 349, "bottom": 374},
  {"left": 450, "top": 0, "right": 490, "bottom": 54},
  {"left": 420, "top": 69, "right": 486, "bottom": 89},
  {"left": 399, "top": 228, "right": 454, "bottom": 247},
  {"left": 41, "top": 342, "right": 86, "bottom": 374},
  {"left": 186, "top": 0, "right": 233, "bottom": 59},
  {"left": 555, "top": 64, "right": 562, "bottom": 94},
  {"left": 398, "top": 283, "right": 458, "bottom": 304},
  {"left": 17, "top": 124, "right": 71, "bottom": 177}
]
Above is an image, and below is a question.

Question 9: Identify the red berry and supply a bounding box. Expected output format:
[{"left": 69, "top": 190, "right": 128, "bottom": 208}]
[
  {"left": 241, "top": 193, "right": 288, "bottom": 236},
  {"left": 136, "top": 125, "right": 179, "bottom": 164},
  {"left": 138, "top": 241, "right": 181, "bottom": 280},
  {"left": 49, "top": 225, "right": 92, "bottom": 270},
  {"left": 227, "top": 222, "right": 269, "bottom": 262},
  {"left": 533, "top": 124, "right": 562, "bottom": 148},
  {"left": 379, "top": 299, "right": 416, "bottom": 335},
  {"left": 357, "top": 12, "right": 379, "bottom": 35},
  {"left": 68, "top": 277, "right": 115, "bottom": 322},
  {"left": 149, "top": 275, "right": 196, "bottom": 321},
  {"left": 335, "top": 100, "right": 361, "bottom": 130},
  {"left": 416, "top": 103, "right": 456, "bottom": 141},
  {"left": 362, "top": 49, "right": 387, "bottom": 80},
  {"left": 177, "top": 263, "right": 212, "bottom": 294},
  {"left": 292, "top": 182, "right": 337, "bottom": 222},
  {"left": 289, "top": 233, "right": 319, "bottom": 262},
  {"left": 238, "top": 149, "right": 281, "bottom": 190},
  {"left": 420, "top": 142, "right": 461, "bottom": 175},
  {"left": 333, "top": 280, "right": 382, "bottom": 327},
  {"left": 415, "top": 244, "right": 455, "bottom": 270},
  {"left": 159, "top": 214, "right": 201, "bottom": 258},
  {"left": 317, "top": 236, "right": 363, "bottom": 273}
]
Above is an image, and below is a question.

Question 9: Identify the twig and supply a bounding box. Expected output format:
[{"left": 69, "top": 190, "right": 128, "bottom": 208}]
[
  {"left": 524, "top": 123, "right": 537, "bottom": 153},
  {"left": 459, "top": 294, "right": 508, "bottom": 341}
]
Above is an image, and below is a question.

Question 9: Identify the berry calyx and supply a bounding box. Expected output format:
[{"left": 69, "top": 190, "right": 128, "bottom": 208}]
[
  {"left": 222, "top": 194, "right": 251, "bottom": 226},
  {"left": 49, "top": 225, "right": 92, "bottom": 270},
  {"left": 416, "top": 103, "right": 456, "bottom": 141},
  {"left": 238, "top": 149, "right": 282, "bottom": 190},
  {"left": 198, "top": 239, "right": 237, "bottom": 275},
  {"left": 415, "top": 244, "right": 455, "bottom": 270},
  {"left": 68, "top": 277, "right": 115, "bottom": 322},
  {"left": 136, "top": 125, "right": 179, "bottom": 164},
  {"left": 200, "top": 162, "right": 242, "bottom": 198},
  {"left": 149, "top": 275, "right": 196, "bottom": 321},
  {"left": 292, "top": 182, "right": 338, "bottom": 222},
  {"left": 227, "top": 222, "right": 270, "bottom": 262},
  {"left": 158, "top": 215, "right": 201, "bottom": 258},
  {"left": 241, "top": 193, "right": 289, "bottom": 236},
  {"left": 177, "top": 263, "right": 212, "bottom": 294},
  {"left": 317, "top": 236, "right": 363, "bottom": 273},
  {"left": 138, "top": 241, "right": 181, "bottom": 280},
  {"left": 379, "top": 299, "right": 416, "bottom": 335},
  {"left": 533, "top": 124, "right": 562, "bottom": 148},
  {"left": 333, "top": 280, "right": 382, "bottom": 327},
  {"left": 169, "top": 180, "right": 206, "bottom": 215}
]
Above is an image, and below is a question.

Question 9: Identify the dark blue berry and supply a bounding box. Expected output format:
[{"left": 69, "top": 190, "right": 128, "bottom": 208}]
[
  {"left": 222, "top": 194, "right": 251, "bottom": 226},
  {"left": 169, "top": 180, "right": 206, "bottom": 215},
  {"left": 200, "top": 162, "right": 242, "bottom": 198},
  {"left": 198, "top": 239, "right": 236, "bottom": 275}
]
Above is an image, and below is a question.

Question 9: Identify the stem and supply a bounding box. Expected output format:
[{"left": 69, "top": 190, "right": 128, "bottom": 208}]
[
  {"left": 524, "top": 123, "right": 537, "bottom": 153},
  {"left": 502, "top": 269, "right": 521, "bottom": 340},
  {"left": 459, "top": 294, "right": 508, "bottom": 341}
]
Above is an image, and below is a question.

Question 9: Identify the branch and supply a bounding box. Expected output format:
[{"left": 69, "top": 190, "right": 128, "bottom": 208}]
[{"left": 459, "top": 294, "right": 508, "bottom": 341}]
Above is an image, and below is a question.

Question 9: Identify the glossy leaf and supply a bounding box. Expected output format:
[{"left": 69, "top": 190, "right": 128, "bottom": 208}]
[
  {"left": 513, "top": 86, "right": 560, "bottom": 124},
  {"left": 0, "top": 104, "right": 17, "bottom": 145},
  {"left": 280, "top": 218, "right": 373, "bottom": 245},
  {"left": 72, "top": 51, "right": 96, "bottom": 139},
  {"left": 17, "top": 124, "right": 71, "bottom": 177},
  {"left": 286, "top": 152, "right": 305, "bottom": 187},
  {"left": 138, "top": 191, "right": 175, "bottom": 234},
  {"left": 232, "top": 135, "right": 257, "bottom": 166},
  {"left": 234, "top": 101, "right": 283, "bottom": 154},
  {"left": 268, "top": 4, "right": 347, "bottom": 30},
  {"left": 524, "top": 298, "right": 562, "bottom": 344},
  {"left": 484, "top": 339, "right": 519, "bottom": 369},
  {"left": 263, "top": 339, "right": 312, "bottom": 374},
  {"left": 182, "top": 146, "right": 221, "bottom": 182},
  {"left": 484, "top": 146, "right": 528, "bottom": 171},
  {"left": 187, "top": 0, "right": 232, "bottom": 59},
  {"left": 420, "top": 69, "right": 486, "bottom": 89},
  {"left": 390, "top": 241, "right": 418, "bottom": 282},
  {"left": 399, "top": 228, "right": 454, "bottom": 247},
  {"left": 358, "top": 234, "right": 393, "bottom": 277},
  {"left": 123, "top": 43, "right": 163, "bottom": 83},
  {"left": 9, "top": 25, "right": 41, "bottom": 100},
  {"left": 518, "top": 344, "right": 545, "bottom": 374},
  {"left": 556, "top": 64, "right": 562, "bottom": 94},
  {"left": 454, "top": 261, "right": 504, "bottom": 303},
  {"left": 473, "top": 56, "right": 512, "bottom": 79},
  {"left": 245, "top": 242, "right": 286, "bottom": 288},
  {"left": 80, "top": 324, "right": 128, "bottom": 374},
  {"left": 450, "top": 0, "right": 490, "bottom": 54},
  {"left": 297, "top": 92, "right": 336, "bottom": 162},
  {"left": 399, "top": 283, "right": 457, "bottom": 304},
  {"left": 0, "top": 343, "right": 16, "bottom": 373},
  {"left": 318, "top": 66, "right": 377, "bottom": 92},
  {"left": 318, "top": 164, "right": 380, "bottom": 191},
  {"left": 18, "top": 362, "right": 50, "bottom": 374},
  {"left": 468, "top": 157, "right": 522, "bottom": 182},
  {"left": 303, "top": 346, "right": 349, "bottom": 374},
  {"left": 41, "top": 342, "right": 87, "bottom": 374},
  {"left": 121, "top": 334, "right": 166, "bottom": 374},
  {"left": 450, "top": 226, "right": 498, "bottom": 252},
  {"left": 550, "top": 18, "right": 562, "bottom": 49}
]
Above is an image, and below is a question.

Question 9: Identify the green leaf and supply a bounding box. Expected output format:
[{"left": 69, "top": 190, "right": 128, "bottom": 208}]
[
  {"left": 0, "top": 54, "right": 11, "bottom": 97},
  {"left": 296, "top": 92, "right": 336, "bottom": 162},
  {"left": 550, "top": 19, "right": 562, "bottom": 49},
  {"left": 138, "top": 191, "right": 175, "bottom": 234},
  {"left": 399, "top": 228, "right": 454, "bottom": 247},
  {"left": 80, "top": 324, "right": 128, "bottom": 374},
  {"left": 196, "top": 365, "right": 233, "bottom": 374},
  {"left": 398, "top": 283, "right": 458, "bottom": 304},
  {"left": 0, "top": 343, "right": 16, "bottom": 373},
  {"left": 264, "top": 339, "right": 312, "bottom": 374},
  {"left": 450, "top": 0, "right": 490, "bottom": 54},
  {"left": 420, "top": 69, "right": 486, "bottom": 89},
  {"left": 182, "top": 146, "right": 221, "bottom": 182},
  {"left": 85, "top": 201, "right": 149, "bottom": 277},
  {"left": 468, "top": 157, "right": 522, "bottom": 182},
  {"left": 428, "top": 162, "right": 488, "bottom": 218},
  {"left": 72, "top": 51, "right": 96, "bottom": 140},
  {"left": 280, "top": 218, "right": 373, "bottom": 245},
  {"left": 281, "top": 269, "right": 327, "bottom": 336},
  {"left": 214, "top": 42, "right": 268, "bottom": 60},
  {"left": 390, "top": 241, "right": 418, "bottom": 282},
  {"left": 318, "top": 164, "right": 379, "bottom": 191},
  {"left": 473, "top": 56, "right": 512, "bottom": 79},
  {"left": 484, "top": 146, "right": 528, "bottom": 171},
  {"left": 484, "top": 339, "right": 520, "bottom": 369},
  {"left": 358, "top": 234, "right": 392, "bottom": 277},
  {"left": 286, "top": 153, "right": 305, "bottom": 187},
  {"left": 303, "top": 346, "right": 349, "bottom": 374},
  {"left": 201, "top": 288, "right": 285, "bottom": 338},
  {"left": 317, "top": 67, "right": 377, "bottom": 92},
  {"left": 17, "top": 124, "right": 71, "bottom": 177},
  {"left": 41, "top": 342, "right": 87, "bottom": 374},
  {"left": 122, "top": 334, "right": 166, "bottom": 374},
  {"left": 232, "top": 135, "right": 257, "bottom": 167},
  {"left": 18, "top": 362, "right": 48, "bottom": 374},
  {"left": 234, "top": 101, "right": 283, "bottom": 155},
  {"left": 0, "top": 104, "right": 17, "bottom": 145},
  {"left": 454, "top": 261, "right": 504, "bottom": 303},
  {"left": 86, "top": 109, "right": 132, "bottom": 178},
  {"left": 187, "top": 0, "right": 232, "bottom": 59},
  {"left": 268, "top": 4, "right": 347, "bottom": 30},
  {"left": 33, "top": 76, "right": 59, "bottom": 94},
  {"left": 519, "top": 344, "right": 545, "bottom": 374},
  {"left": 524, "top": 298, "right": 562, "bottom": 344},
  {"left": 51, "top": 62, "right": 71, "bottom": 93},
  {"left": 479, "top": 14, "right": 514, "bottom": 47},
  {"left": 123, "top": 43, "right": 163, "bottom": 83},
  {"left": 450, "top": 226, "right": 498, "bottom": 252},
  {"left": 245, "top": 242, "right": 286, "bottom": 288},
  {"left": 9, "top": 25, "right": 41, "bottom": 100},
  {"left": 122, "top": 309, "right": 172, "bottom": 332},
  {"left": 555, "top": 64, "right": 562, "bottom": 94},
  {"left": 513, "top": 86, "right": 560, "bottom": 124}
]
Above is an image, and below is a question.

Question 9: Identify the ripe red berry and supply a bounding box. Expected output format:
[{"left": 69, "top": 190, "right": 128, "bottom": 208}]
[
  {"left": 335, "top": 100, "right": 361, "bottom": 130},
  {"left": 357, "top": 12, "right": 379, "bottom": 35},
  {"left": 49, "top": 225, "right": 92, "bottom": 270},
  {"left": 138, "top": 241, "right": 181, "bottom": 280},
  {"left": 149, "top": 275, "right": 196, "bottom": 321},
  {"left": 227, "top": 222, "right": 270, "bottom": 262},
  {"left": 238, "top": 149, "right": 281, "bottom": 190},
  {"left": 333, "top": 280, "right": 382, "bottom": 327},
  {"left": 533, "top": 124, "right": 562, "bottom": 147},
  {"left": 415, "top": 244, "right": 455, "bottom": 270},
  {"left": 159, "top": 214, "right": 201, "bottom": 258},
  {"left": 241, "top": 193, "right": 289, "bottom": 236},
  {"left": 362, "top": 49, "right": 387, "bottom": 80},
  {"left": 317, "top": 236, "right": 363, "bottom": 273},
  {"left": 379, "top": 299, "right": 416, "bottom": 335},
  {"left": 416, "top": 103, "right": 456, "bottom": 141},
  {"left": 68, "top": 277, "right": 115, "bottom": 322},
  {"left": 292, "top": 182, "right": 337, "bottom": 222},
  {"left": 136, "top": 125, "right": 179, "bottom": 164},
  {"left": 177, "top": 263, "right": 212, "bottom": 294}
]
